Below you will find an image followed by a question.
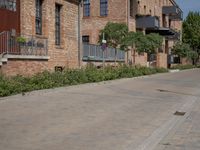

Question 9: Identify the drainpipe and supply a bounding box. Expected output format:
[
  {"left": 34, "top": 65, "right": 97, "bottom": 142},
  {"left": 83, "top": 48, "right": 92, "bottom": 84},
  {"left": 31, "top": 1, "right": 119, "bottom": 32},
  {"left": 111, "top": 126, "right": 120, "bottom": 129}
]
[
  {"left": 78, "top": 0, "right": 82, "bottom": 68},
  {"left": 126, "top": 0, "right": 129, "bottom": 65},
  {"left": 127, "top": 0, "right": 129, "bottom": 29}
]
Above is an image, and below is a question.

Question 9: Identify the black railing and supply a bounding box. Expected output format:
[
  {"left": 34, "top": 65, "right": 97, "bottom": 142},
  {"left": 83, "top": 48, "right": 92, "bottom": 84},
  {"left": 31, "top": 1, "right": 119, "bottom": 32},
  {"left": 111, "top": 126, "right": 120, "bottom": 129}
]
[{"left": 0, "top": 31, "right": 48, "bottom": 56}]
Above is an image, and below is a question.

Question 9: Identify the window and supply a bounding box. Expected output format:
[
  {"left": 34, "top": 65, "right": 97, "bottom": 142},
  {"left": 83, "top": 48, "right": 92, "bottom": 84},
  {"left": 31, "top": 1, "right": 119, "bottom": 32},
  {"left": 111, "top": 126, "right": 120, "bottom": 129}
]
[
  {"left": 35, "top": 0, "right": 42, "bottom": 35},
  {"left": 100, "top": 0, "right": 108, "bottom": 16},
  {"left": 0, "top": 0, "right": 16, "bottom": 11},
  {"left": 55, "top": 4, "right": 61, "bottom": 45},
  {"left": 130, "top": 0, "right": 134, "bottom": 17},
  {"left": 144, "top": 5, "right": 146, "bottom": 14},
  {"left": 83, "top": 0, "right": 90, "bottom": 17},
  {"left": 82, "top": 36, "right": 89, "bottom": 43}
]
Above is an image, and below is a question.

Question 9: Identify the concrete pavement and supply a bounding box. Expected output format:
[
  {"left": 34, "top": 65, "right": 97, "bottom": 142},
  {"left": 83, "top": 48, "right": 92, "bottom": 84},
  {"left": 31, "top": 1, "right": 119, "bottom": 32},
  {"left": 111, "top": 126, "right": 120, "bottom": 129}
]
[{"left": 0, "top": 69, "right": 200, "bottom": 150}]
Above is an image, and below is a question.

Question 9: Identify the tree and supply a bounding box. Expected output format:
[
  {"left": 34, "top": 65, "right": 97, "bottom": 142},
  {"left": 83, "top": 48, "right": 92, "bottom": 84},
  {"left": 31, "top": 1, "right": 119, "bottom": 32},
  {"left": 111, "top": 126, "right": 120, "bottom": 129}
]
[
  {"left": 121, "top": 32, "right": 163, "bottom": 63},
  {"left": 145, "top": 33, "right": 163, "bottom": 54},
  {"left": 172, "top": 42, "right": 199, "bottom": 64},
  {"left": 120, "top": 32, "right": 143, "bottom": 64},
  {"left": 183, "top": 11, "right": 200, "bottom": 64},
  {"left": 172, "top": 42, "right": 191, "bottom": 58},
  {"left": 99, "top": 22, "right": 129, "bottom": 65},
  {"left": 187, "top": 50, "right": 199, "bottom": 64},
  {"left": 122, "top": 32, "right": 163, "bottom": 54}
]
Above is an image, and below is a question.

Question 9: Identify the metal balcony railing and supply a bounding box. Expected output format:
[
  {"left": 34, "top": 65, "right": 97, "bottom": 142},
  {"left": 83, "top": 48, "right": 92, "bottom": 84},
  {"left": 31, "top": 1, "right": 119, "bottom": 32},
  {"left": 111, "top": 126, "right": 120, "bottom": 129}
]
[
  {"left": 162, "top": 6, "right": 183, "bottom": 20},
  {"left": 0, "top": 31, "right": 48, "bottom": 56},
  {"left": 136, "top": 16, "right": 160, "bottom": 29},
  {"left": 82, "top": 44, "right": 125, "bottom": 62}
]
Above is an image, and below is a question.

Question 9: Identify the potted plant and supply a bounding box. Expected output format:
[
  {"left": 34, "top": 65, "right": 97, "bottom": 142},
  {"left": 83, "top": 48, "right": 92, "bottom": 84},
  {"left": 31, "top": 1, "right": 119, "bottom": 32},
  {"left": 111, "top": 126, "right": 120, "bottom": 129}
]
[{"left": 16, "top": 36, "right": 26, "bottom": 55}]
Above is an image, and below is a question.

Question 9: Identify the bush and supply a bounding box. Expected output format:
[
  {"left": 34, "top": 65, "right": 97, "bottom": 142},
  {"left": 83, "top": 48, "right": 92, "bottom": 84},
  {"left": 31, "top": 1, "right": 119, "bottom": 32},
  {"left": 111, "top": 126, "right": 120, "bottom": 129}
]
[
  {"left": 170, "top": 64, "right": 196, "bottom": 70},
  {"left": 0, "top": 65, "right": 168, "bottom": 97}
]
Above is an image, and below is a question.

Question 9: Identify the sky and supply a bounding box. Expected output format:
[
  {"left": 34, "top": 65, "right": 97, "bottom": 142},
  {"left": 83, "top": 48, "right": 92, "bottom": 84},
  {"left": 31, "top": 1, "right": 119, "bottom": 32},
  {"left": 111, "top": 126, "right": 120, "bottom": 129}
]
[{"left": 176, "top": 0, "right": 200, "bottom": 19}]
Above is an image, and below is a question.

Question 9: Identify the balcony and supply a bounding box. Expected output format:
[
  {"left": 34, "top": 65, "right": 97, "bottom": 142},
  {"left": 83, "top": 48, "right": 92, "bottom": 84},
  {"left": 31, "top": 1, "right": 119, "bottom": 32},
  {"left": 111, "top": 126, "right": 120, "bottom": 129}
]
[
  {"left": 136, "top": 16, "right": 160, "bottom": 29},
  {"left": 162, "top": 6, "right": 183, "bottom": 20},
  {"left": 0, "top": 31, "right": 48, "bottom": 58},
  {"left": 146, "top": 27, "right": 180, "bottom": 40},
  {"left": 82, "top": 44, "right": 125, "bottom": 62}
]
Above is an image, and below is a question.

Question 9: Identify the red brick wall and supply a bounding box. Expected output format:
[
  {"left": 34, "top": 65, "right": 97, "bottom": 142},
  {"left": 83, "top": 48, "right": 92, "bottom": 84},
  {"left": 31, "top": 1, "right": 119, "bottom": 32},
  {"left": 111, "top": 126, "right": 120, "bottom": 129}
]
[
  {"left": 20, "top": 0, "right": 79, "bottom": 70},
  {"left": 0, "top": 0, "right": 80, "bottom": 77},
  {"left": 156, "top": 53, "right": 168, "bottom": 68},
  {"left": 134, "top": 52, "right": 147, "bottom": 66},
  {"left": 0, "top": 59, "right": 48, "bottom": 77},
  {"left": 82, "top": 0, "right": 130, "bottom": 44}
]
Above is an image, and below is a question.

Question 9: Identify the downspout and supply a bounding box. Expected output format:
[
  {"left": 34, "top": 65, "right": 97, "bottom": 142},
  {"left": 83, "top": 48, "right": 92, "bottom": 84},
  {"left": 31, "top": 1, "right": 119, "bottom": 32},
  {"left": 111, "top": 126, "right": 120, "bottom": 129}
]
[
  {"left": 127, "top": 0, "right": 129, "bottom": 29},
  {"left": 127, "top": 0, "right": 130, "bottom": 64},
  {"left": 78, "top": 0, "right": 82, "bottom": 68}
]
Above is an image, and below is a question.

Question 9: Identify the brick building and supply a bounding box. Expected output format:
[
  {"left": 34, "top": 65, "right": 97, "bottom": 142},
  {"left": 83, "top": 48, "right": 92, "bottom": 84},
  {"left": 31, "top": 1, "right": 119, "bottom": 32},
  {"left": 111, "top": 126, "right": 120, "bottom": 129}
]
[
  {"left": 0, "top": 0, "right": 82, "bottom": 76},
  {"left": 82, "top": 0, "right": 137, "bottom": 65},
  {"left": 82, "top": 0, "right": 183, "bottom": 68},
  {"left": 0, "top": 0, "right": 183, "bottom": 76},
  {"left": 135, "top": 0, "right": 182, "bottom": 68}
]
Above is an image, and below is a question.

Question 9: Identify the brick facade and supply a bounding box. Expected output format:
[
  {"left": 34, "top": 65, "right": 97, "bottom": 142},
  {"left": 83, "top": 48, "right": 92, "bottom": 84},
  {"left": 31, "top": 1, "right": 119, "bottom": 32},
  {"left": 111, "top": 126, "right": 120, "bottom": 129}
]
[
  {"left": 0, "top": 0, "right": 80, "bottom": 76},
  {"left": 157, "top": 53, "right": 168, "bottom": 68},
  {"left": 82, "top": 0, "right": 182, "bottom": 68},
  {"left": 135, "top": 0, "right": 182, "bottom": 68},
  {"left": 0, "top": 0, "right": 183, "bottom": 76},
  {"left": 0, "top": 59, "right": 49, "bottom": 76},
  {"left": 20, "top": 0, "right": 80, "bottom": 69},
  {"left": 134, "top": 52, "right": 148, "bottom": 66},
  {"left": 82, "top": 0, "right": 133, "bottom": 44}
]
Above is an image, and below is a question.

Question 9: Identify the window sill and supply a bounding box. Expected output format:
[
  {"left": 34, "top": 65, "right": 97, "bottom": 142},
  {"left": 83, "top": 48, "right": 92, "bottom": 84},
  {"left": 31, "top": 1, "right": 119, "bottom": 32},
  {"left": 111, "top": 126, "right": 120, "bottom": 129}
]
[
  {"left": 83, "top": 16, "right": 91, "bottom": 19},
  {"left": 55, "top": 45, "right": 64, "bottom": 49},
  {"left": 4, "top": 54, "right": 50, "bottom": 60},
  {"left": 99, "top": 15, "right": 108, "bottom": 18},
  {"left": 35, "top": 34, "right": 48, "bottom": 39}
]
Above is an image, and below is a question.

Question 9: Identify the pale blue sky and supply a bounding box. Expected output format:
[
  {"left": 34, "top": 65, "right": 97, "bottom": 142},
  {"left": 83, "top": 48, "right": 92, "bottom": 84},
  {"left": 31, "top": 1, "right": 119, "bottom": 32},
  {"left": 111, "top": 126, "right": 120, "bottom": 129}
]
[{"left": 176, "top": 0, "right": 200, "bottom": 19}]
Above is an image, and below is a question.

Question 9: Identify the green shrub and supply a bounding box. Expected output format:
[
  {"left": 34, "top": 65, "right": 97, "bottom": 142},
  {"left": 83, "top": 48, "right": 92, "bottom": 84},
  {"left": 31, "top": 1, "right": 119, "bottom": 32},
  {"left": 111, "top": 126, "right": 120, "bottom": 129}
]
[
  {"left": 16, "top": 36, "right": 26, "bottom": 44},
  {"left": 170, "top": 64, "right": 196, "bottom": 70},
  {"left": 0, "top": 65, "right": 168, "bottom": 97}
]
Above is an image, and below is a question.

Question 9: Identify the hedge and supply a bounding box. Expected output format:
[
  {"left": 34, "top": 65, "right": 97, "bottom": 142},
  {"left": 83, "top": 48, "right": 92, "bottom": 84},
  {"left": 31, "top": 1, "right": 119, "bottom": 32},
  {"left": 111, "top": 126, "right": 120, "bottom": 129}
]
[
  {"left": 0, "top": 65, "right": 168, "bottom": 97},
  {"left": 170, "top": 64, "right": 198, "bottom": 70}
]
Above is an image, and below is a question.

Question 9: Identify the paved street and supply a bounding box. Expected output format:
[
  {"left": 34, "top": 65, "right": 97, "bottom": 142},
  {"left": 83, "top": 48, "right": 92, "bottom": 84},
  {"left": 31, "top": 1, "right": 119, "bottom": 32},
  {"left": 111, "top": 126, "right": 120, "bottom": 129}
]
[{"left": 0, "top": 69, "right": 200, "bottom": 150}]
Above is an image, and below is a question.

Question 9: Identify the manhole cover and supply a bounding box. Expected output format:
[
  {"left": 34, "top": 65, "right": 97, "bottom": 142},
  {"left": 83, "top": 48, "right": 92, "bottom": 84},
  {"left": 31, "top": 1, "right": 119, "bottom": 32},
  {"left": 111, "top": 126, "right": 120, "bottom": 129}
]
[{"left": 174, "top": 111, "right": 186, "bottom": 116}]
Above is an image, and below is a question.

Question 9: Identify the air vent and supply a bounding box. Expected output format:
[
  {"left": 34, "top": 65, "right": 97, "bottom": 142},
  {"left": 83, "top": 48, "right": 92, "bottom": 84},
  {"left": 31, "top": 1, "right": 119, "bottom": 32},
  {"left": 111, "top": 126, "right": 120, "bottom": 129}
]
[
  {"left": 174, "top": 111, "right": 186, "bottom": 116},
  {"left": 55, "top": 66, "right": 64, "bottom": 72}
]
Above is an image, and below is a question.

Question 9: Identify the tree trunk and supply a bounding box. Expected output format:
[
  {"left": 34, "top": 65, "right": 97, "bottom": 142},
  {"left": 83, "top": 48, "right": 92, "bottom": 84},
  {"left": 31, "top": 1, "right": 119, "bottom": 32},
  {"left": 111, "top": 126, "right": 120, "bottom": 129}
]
[{"left": 114, "top": 49, "right": 117, "bottom": 66}]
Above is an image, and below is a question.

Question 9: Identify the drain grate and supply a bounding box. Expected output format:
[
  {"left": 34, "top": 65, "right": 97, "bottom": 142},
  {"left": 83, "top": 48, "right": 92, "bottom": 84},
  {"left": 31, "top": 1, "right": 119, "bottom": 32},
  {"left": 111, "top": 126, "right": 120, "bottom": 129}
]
[
  {"left": 162, "top": 142, "right": 171, "bottom": 146},
  {"left": 157, "top": 89, "right": 169, "bottom": 92},
  {"left": 174, "top": 111, "right": 186, "bottom": 116}
]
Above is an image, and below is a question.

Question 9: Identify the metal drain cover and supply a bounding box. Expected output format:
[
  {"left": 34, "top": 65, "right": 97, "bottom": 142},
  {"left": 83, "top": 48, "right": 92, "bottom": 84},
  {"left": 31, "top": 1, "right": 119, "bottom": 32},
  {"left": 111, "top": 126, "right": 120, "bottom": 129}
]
[{"left": 174, "top": 111, "right": 186, "bottom": 116}]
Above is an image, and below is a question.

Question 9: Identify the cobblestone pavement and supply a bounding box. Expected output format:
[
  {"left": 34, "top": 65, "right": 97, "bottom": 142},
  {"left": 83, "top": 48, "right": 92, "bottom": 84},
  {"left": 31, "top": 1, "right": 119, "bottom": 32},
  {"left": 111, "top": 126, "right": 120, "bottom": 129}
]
[{"left": 0, "top": 69, "right": 200, "bottom": 150}]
